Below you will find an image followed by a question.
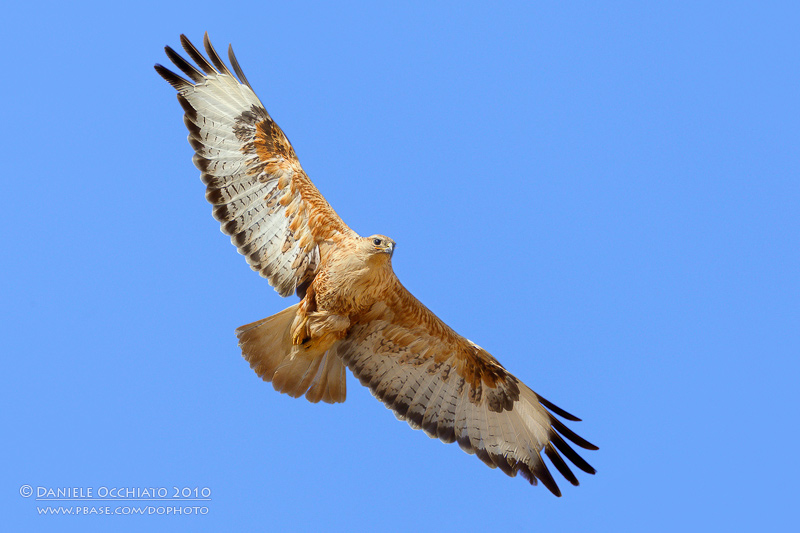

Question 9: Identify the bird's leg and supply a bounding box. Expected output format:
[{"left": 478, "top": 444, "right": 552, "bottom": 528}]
[
  {"left": 306, "top": 312, "right": 350, "bottom": 347},
  {"left": 290, "top": 284, "right": 349, "bottom": 350},
  {"left": 291, "top": 288, "right": 316, "bottom": 346}
]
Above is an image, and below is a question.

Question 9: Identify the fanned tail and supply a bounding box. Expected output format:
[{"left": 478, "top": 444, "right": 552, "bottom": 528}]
[{"left": 236, "top": 304, "right": 347, "bottom": 403}]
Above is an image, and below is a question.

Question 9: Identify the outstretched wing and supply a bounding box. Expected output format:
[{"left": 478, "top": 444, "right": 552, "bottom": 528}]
[
  {"left": 334, "top": 282, "right": 597, "bottom": 496},
  {"left": 155, "top": 33, "right": 356, "bottom": 296}
]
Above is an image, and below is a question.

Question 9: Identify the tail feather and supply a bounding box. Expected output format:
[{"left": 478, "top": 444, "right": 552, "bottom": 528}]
[
  {"left": 236, "top": 304, "right": 347, "bottom": 403},
  {"left": 306, "top": 351, "right": 347, "bottom": 403}
]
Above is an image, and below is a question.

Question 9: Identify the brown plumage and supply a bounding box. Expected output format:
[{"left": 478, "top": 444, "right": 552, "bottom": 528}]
[{"left": 156, "top": 33, "right": 597, "bottom": 496}]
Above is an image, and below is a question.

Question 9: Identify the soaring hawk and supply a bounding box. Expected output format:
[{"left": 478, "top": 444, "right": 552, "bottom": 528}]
[{"left": 155, "top": 33, "right": 597, "bottom": 495}]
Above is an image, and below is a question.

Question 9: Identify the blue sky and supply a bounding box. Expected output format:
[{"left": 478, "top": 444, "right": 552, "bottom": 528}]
[{"left": 2, "top": 1, "right": 798, "bottom": 531}]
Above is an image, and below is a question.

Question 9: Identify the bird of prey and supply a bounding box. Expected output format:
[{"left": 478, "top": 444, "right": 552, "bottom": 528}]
[{"left": 155, "top": 33, "right": 597, "bottom": 496}]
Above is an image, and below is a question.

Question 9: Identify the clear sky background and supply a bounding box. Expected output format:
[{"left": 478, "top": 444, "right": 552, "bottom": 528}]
[{"left": 2, "top": 1, "right": 798, "bottom": 531}]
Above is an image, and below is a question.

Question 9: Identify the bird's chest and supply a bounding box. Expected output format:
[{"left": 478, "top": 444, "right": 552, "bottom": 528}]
[{"left": 313, "top": 256, "right": 389, "bottom": 315}]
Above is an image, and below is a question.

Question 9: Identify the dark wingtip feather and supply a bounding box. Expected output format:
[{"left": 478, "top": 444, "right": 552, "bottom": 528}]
[
  {"left": 203, "top": 32, "right": 232, "bottom": 76},
  {"left": 180, "top": 34, "right": 216, "bottom": 75},
  {"left": 551, "top": 433, "right": 596, "bottom": 475},
  {"left": 544, "top": 442, "right": 579, "bottom": 486},
  {"left": 228, "top": 43, "right": 254, "bottom": 89},
  {"left": 164, "top": 45, "right": 204, "bottom": 83},
  {"left": 550, "top": 415, "right": 599, "bottom": 451},
  {"left": 154, "top": 63, "right": 191, "bottom": 90},
  {"left": 533, "top": 456, "right": 562, "bottom": 497},
  {"left": 536, "top": 393, "right": 582, "bottom": 421}
]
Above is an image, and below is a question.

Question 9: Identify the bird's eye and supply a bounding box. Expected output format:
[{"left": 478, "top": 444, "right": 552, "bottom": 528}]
[{"left": 373, "top": 238, "right": 382, "bottom": 245}]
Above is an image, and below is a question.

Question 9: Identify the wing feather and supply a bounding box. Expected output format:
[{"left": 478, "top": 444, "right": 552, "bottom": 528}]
[
  {"left": 227, "top": 44, "right": 254, "bottom": 90},
  {"left": 202, "top": 33, "right": 234, "bottom": 77},
  {"left": 179, "top": 34, "right": 216, "bottom": 75},
  {"left": 334, "top": 281, "right": 597, "bottom": 495},
  {"left": 156, "top": 33, "right": 355, "bottom": 296}
]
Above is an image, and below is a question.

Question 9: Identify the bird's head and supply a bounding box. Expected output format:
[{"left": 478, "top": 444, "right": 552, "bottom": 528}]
[{"left": 365, "top": 234, "right": 395, "bottom": 258}]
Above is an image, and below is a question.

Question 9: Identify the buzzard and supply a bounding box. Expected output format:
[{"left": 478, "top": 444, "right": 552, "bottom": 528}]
[{"left": 155, "top": 33, "right": 597, "bottom": 495}]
